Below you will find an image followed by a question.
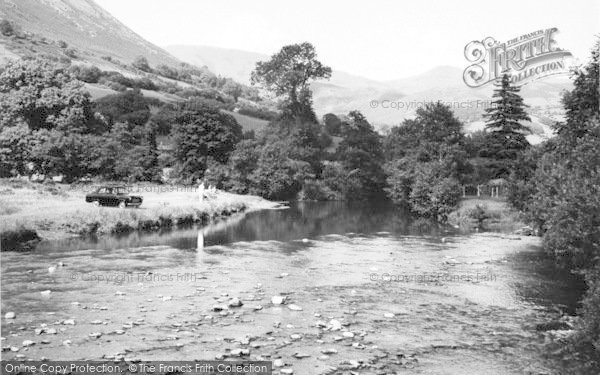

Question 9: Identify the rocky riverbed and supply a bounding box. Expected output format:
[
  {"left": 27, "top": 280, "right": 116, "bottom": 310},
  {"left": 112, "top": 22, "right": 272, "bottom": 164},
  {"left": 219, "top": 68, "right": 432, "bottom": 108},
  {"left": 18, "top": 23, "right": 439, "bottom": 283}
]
[{"left": 0, "top": 202, "right": 585, "bottom": 374}]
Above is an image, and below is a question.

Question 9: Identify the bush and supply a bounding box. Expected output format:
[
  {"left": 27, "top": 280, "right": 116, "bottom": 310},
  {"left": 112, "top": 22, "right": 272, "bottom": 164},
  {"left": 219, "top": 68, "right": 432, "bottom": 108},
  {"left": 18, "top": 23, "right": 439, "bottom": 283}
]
[
  {"left": 132, "top": 56, "right": 151, "bottom": 72},
  {"left": 1, "top": 228, "right": 40, "bottom": 251},
  {"left": 298, "top": 179, "right": 340, "bottom": 201},
  {"left": 0, "top": 19, "right": 14, "bottom": 36},
  {"left": 64, "top": 48, "right": 77, "bottom": 58},
  {"left": 70, "top": 65, "right": 102, "bottom": 83},
  {"left": 580, "top": 265, "right": 600, "bottom": 351}
]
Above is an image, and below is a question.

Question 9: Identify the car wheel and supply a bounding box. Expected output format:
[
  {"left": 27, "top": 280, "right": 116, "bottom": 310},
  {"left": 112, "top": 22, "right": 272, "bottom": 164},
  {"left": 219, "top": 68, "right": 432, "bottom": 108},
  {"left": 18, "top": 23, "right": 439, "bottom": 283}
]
[
  {"left": 93, "top": 201, "right": 100, "bottom": 207},
  {"left": 118, "top": 201, "right": 126, "bottom": 209}
]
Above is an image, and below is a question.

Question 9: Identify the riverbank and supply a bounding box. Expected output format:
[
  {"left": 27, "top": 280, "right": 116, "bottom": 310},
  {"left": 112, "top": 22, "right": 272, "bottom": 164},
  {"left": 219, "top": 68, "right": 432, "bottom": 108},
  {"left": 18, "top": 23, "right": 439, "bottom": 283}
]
[
  {"left": 0, "top": 180, "right": 282, "bottom": 251},
  {"left": 448, "top": 197, "right": 525, "bottom": 232}
]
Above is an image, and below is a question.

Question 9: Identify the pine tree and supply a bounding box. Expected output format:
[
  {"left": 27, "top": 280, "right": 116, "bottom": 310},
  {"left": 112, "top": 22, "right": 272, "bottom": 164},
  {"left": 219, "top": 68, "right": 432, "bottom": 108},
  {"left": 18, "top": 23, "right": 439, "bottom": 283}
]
[{"left": 482, "top": 74, "right": 531, "bottom": 177}]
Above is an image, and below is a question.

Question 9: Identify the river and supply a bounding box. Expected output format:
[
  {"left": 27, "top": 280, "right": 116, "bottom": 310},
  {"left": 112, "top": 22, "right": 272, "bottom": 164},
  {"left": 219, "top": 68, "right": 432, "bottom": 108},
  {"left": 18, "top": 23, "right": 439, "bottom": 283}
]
[{"left": 0, "top": 202, "right": 586, "bottom": 374}]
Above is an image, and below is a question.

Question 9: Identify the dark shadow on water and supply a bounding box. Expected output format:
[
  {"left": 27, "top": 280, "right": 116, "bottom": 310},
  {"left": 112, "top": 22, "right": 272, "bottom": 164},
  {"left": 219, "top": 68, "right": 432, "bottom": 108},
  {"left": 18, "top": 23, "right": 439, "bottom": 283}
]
[{"left": 30, "top": 201, "right": 449, "bottom": 254}]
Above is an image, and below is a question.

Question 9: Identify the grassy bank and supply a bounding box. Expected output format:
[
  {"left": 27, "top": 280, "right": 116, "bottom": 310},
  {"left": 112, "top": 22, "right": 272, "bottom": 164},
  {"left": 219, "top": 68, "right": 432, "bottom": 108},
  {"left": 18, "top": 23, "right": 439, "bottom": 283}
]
[
  {"left": 0, "top": 180, "right": 281, "bottom": 250},
  {"left": 447, "top": 197, "right": 525, "bottom": 232}
]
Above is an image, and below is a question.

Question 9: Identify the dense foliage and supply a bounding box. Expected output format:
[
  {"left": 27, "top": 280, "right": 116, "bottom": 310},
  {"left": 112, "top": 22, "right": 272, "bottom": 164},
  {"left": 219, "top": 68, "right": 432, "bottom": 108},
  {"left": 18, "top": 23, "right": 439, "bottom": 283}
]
[{"left": 507, "top": 41, "right": 600, "bottom": 352}]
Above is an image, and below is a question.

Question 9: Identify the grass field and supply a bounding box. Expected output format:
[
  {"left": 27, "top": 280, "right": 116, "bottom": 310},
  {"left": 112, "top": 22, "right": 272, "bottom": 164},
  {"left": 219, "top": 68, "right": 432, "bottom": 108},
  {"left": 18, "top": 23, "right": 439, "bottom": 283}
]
[
  {"left": 0, "top": 180, "right": 279, "bottom": 249},
  {"left": 222, "top": 110, "right": 270, "bottom": 133}
]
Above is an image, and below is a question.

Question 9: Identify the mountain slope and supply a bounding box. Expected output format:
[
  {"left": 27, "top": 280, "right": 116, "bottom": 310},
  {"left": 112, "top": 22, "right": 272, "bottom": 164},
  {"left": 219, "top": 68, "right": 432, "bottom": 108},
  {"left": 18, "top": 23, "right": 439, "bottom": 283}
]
[
  {"left": 165, "top": 44, "right": 572, "bottom": 139},
  {"left": 0, "top": 0, "right": 181, "bottom": 67}
]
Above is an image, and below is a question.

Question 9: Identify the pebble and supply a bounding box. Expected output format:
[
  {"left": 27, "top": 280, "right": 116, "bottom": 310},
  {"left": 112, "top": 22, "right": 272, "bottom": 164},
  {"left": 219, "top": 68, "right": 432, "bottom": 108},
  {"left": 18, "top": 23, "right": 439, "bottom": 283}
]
[
  {"left": 384, "top": 313, "right": 395, "bottom": 318},
  {"left": 228, "top": 298, "right": 243, "bottom": 308},
  {"left": 63, "top": 340, "right": 72, "bottom": 346},
  {"left": 342, "top": 331, "right": 355, "bottom": 338},
  {"left": 317, "top": 355, "right": 329, "bottom": 360},
  {"left": 40, "top": 290, "right": 51, "bottom": 297},
  {"left": 4, "top": 312, "right": 16, "bottom": 319},
  {"left": 229, "top": 348, "right": 249, "bottom": 357},
  {"left": 271, "top": 296, "right": 285, "bottom": 305},
  {"left": 290, "top": 334, "right": 302, "bottom": 341},
  {"left": 287, "top": 304, "right": 303, "bottom": 311},
  {"left": 91, "top": 320, "right": 103, "bottom": 325},
  {"left": 280, "top": 368, "right": 294, "bottom": 374},
  {"left": 273, "top": 359, "right": 284, "bottom": 367},
  {"left": 293, "top": 352, "right": 310, "bottom": 359},
  {"left": 329, "top": 319, "right": 342, "bottom": 331},
  {"left": 89, "top": 332, "right": 102, "bottom": 338},
  {"left": 22, "top": 340, "right": 35, "bottom": 347},
  {"left": 321, "top": 348, "right": 338, "bottom": 354},
  {"left": 252, "top": 305, "right": 263, "bottom": 311},
  {"left": 212, "top": 305, "right": 227, "bottom": 312}
]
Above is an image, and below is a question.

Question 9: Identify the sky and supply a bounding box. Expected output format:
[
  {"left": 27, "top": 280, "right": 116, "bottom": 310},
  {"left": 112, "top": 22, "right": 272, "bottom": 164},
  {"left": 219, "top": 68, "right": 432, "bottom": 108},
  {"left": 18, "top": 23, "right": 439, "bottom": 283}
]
[{"left": 96, "top": 0, "right": 599, "bottom": 81}]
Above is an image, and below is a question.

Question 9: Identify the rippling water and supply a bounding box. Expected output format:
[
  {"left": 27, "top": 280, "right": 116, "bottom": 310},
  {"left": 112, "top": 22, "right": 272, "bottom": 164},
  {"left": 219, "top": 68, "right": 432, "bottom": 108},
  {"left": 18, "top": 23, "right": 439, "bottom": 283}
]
[{"left": 0, "top": 202, "right": 586, "bottom": 373}]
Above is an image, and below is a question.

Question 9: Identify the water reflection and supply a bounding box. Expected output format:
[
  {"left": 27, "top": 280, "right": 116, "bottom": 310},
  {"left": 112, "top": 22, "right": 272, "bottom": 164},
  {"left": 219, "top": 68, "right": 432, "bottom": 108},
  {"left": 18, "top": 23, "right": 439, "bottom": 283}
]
[{"left": 29, "top": 201, "right": 448, "bottom": 253}]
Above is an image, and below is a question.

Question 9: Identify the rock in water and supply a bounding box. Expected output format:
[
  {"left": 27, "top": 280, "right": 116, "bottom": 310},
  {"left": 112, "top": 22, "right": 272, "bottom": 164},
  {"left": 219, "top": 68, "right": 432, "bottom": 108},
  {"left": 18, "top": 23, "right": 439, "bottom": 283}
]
[
  {"left": 228, "top": 298, "right": 243, "bottom": 308},
  {"left": 271, "top": 296, "right": 285, "bottom": 305},
  {"left": 329, "top": 319, "right": 342, "bottom": 331},
  {"left": 22, "top": 340, "right": 35, "bottom": 347}
]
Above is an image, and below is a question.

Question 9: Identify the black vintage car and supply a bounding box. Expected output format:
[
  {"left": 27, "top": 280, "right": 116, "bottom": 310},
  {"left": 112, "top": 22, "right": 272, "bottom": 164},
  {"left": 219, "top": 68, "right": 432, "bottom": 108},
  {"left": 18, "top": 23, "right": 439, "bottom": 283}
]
[{"left": 85, "top": 186, "right": 143, "bottom": 208}]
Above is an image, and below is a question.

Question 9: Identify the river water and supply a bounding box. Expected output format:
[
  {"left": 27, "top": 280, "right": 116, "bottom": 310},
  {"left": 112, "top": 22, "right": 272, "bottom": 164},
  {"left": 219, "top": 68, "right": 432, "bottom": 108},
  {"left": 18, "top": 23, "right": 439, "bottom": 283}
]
[{"left": 0, "top": 202, "right": 586, "bottom": 374}]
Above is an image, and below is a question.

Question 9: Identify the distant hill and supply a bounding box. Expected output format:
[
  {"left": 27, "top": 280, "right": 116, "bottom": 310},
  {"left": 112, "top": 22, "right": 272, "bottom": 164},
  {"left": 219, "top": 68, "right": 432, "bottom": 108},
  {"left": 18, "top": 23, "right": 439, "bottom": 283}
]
[
  {"left": 0, "top": 0, "right": 181, "bottom": 68},
  {"left": 166, "top": 45, "right": 573, "bottom": 142}
]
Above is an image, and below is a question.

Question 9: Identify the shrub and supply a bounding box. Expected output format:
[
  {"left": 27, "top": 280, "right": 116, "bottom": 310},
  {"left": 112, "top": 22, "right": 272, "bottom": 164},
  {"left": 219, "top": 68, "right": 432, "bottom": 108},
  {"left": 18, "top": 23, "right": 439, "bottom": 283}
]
[
  {"left": 132, "top": 56, "right": 151, "bottom": 72},
  {"left": 0, "top": 20, "right": 14, "bottom": 36},
  {"left": 64, "top": 48, "right": 77, "bottom": 58}
]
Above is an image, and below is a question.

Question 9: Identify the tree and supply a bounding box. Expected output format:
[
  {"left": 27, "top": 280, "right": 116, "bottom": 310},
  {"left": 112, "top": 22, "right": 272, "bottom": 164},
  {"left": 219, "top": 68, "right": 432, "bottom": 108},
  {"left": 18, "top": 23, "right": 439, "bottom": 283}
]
[
  {"left": 0, "top": 20, "right": 14, "bottom": 36},
  {"left": 0, "top": 122, "right": 33, "bottom": 176},
  {"left": 132, "top": 56, "right": 151, "bottom": 72},
  {"left": 29, "top": 130, "right": 92, "bottom": 181},
  {"left": 248, "top": 142, "right": 311, "bottom": 200},
  {"left": 336, "top": 111, "right": 386, "bottom": 200},
  {"left": 323, "top": 113, "right": 343, "bottom": 135},
  {"left": 0, "top": 59, "right": 97, "bottom": 133},
  {"left": 251, "top": 42, "right": 331, "bottom": 121},
  {"left": 172, "top": 104, "right": 242, "bottom": 181},
  {"left": 222, "top": 80, "right": 243, "bottom": 102},
  {"left": 519, "top": 39, "right": 600, "bottom": 352},
  {"left": 94, "top": 89, "right": 151, "bottom": 128},
  {"left": 384, "top": 103, "right": 468, "bottom": 218},
  {"left": 482, "top": 74, "right": 531, "bottom": 177}
]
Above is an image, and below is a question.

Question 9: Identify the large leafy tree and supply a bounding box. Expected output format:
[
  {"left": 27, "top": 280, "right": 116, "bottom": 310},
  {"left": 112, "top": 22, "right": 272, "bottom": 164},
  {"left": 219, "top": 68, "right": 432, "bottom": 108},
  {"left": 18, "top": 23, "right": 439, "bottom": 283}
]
[
  {"left": 384, "top": 103, "right": 469, "bottom": 218},
  {"left": 0, "top": 59, "right": 97, "bottom": 133},
  {"left": 251, "top": 42, "right": 331, "bottom": 122},
  {"left": 172, "top": 102, "right": 242, "bottom": 181},
  {"left": 336, "top": 111, "right": 386, "bottom": 200}
]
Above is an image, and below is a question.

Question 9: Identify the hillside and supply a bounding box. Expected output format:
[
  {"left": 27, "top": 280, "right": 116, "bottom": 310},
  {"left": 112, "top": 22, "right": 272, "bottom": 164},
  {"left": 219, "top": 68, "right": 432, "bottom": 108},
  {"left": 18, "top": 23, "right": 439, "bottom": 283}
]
[
  {"left": 165, "top": 44, "right": 573, "bottom": 141},
  {"left": 0, "top": 0, "right": 180, "bottom": 68}
]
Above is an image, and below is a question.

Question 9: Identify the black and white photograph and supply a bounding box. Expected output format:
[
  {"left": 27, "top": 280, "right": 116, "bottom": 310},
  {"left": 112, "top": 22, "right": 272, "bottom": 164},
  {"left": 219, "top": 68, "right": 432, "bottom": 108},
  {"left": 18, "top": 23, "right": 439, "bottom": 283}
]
[{"left": 0, "top": 0, "right": 599, "bottom": 374}]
